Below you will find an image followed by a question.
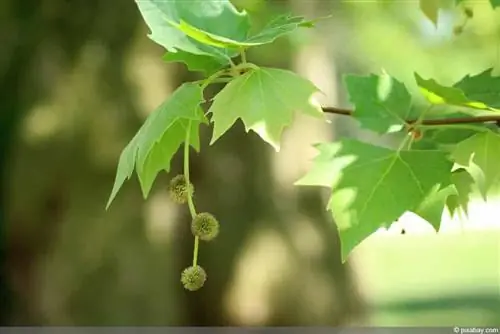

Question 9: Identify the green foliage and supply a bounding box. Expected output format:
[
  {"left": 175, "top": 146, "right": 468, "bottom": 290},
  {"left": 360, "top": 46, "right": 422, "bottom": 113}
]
[
  {"left": 209, "top": 67, "right": 325, "bottom": 151},
  {"left": 415, "top": 73, "right": 492, "bottom": 110},
  {"left": 447, "top": 168, "right": 475, "bottom": 216},
  {"left": 344, "top": 72, "right": 415, "bottom": 133},
  {"left": 162, "top": 51, "right": 227, "bottom": 75},
  {"left": 419, "top": 0, "right": 440, "bottom": 26},
  {"left": 460, "top": 0, "right": 500, "bottom": 9},
  {"left": 106, "top": 82, "right": 206, "bottom": 209},
  {"left": 175, "top": 14, "right": 313, "bottom": 49},
  {"left": 106, "top": 0, "right": 500, "bottom": 288},
  {"left": 450, "top": 130, "right": 500, "bottom": 198},
  {"left": 296, "top": 140, "right": 453, "bottom": 259},
  {"left": 136, "top": 0, "right": 250, "bottom": 62},
  {"left": 453, "top": 69, "right": 500, "bottom": 109}
]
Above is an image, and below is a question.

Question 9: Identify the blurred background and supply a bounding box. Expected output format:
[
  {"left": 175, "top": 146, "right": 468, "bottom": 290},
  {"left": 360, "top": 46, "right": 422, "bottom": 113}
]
[{"left": 1, "top": 0, "right": 499, "bottom": 327}]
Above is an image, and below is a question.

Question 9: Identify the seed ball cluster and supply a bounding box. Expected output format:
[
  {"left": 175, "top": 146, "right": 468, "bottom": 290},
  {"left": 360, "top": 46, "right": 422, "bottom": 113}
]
[
  {"left": 191, "top": 212, "right": 220, "bottom": 241},
  {"left": 181, "top": 265, "right": 207, "bottom": 291},
  {"left": 168, "top": 174, "right": 194, "bottom": 204}
]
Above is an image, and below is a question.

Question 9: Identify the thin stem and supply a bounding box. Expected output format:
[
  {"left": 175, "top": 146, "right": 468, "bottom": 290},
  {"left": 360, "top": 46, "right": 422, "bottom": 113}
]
[
  {"left": 184, "top": 121, "right": 196, "bottom": 218},
  {"left": 194, "top": 77, "right": 232, "bottom": 86},
  {"left": 193, "top": 237, "right": 200, "bottom": 266},
  {"left": 421, "top": 124, "right": 492, "bottom": 132},
  {"left": 240, "top": 47, "right": 247, "bottom": 64},
  {"left": 228, "top": 58, "right": 237, "bottom": 72},
  {"left": 201, "top": 69, "right": 231, "bottom": 90},
  {"left": 184, "top": 121, "right": 200, "bottom": 267},
  {"left": 321, "top": 106, "right": 500, "bottom": 126}
]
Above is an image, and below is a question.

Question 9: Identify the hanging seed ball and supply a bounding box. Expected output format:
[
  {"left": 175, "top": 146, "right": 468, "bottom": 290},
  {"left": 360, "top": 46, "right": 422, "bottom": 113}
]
[
  {"left": 168, "top": 174, "right": 194, "bottom": 204},
  {"left": 453, "top": 25, "right": 464, "bottom": 36},
  {"left": 181, "top": 265, "right": 207, "bottom": 291},
  {"left": 191, "top": 212, "right": 220, "bottom": 241},
  {"left": 464, "top": 7, "right": 473, "bottom": 18}
]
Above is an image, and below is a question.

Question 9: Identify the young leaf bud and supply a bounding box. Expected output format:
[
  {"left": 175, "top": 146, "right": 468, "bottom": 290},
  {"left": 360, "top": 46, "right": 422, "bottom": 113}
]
[
  {"left": 191, "top": 212, "right": 220, "bottom": 241},
  {"left": 168, "top": 174, "right": 194, "bottom": 204},
  {"left": 181, "top": 265, "right": 207, "bottom": 291}
]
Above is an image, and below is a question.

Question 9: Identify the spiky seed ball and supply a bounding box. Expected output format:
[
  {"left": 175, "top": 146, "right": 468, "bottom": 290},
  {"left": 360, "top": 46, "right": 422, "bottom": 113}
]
[
  {"left": 191, "top": 212, "right": 220, "bottom": 241},
  {"left": 181, "top": 265, "right": 207, "bottom": 291},
  {"left": 168, "top": 174, "right": 194, "bottom": 204}
]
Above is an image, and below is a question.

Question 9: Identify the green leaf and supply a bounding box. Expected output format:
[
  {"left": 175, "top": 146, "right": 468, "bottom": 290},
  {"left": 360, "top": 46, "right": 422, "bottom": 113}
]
[
  {"left": 106, "top": 133, "right": 141, "bottom": 210},
  {"left": 491, "top": 0, "right": 500, "bottom": 8},
  {"left": 107, "top": 82, "right": 206, "bottom": 209},
  {"left": 415, "top": 73, "right": 491, "bottom": 110},
  {"left": 209, "top": 67, "right": 325, "bottom": 151},
  {"left": 174, "top": 14, "right": 312, "bottom": 49},
  {"left": 450, "top": 130, "right": 500, "bottom": 198},
  {"left": 414, "top": 184, "right": 457, "bottom": 231},
  {"left": 453, "top": 68, "right": 500, "bottom": 109},
  {"left": 245, "top": 14, "right": 312, "bottom": 45},
  {"left": 296, "top": 140, "right": 453, "bottom": 261},
  {"left": 412, "top": 122, "right": 492, "bottom": 151},
  {"left": 162, "top": 51, "right": 226, "bottom": 75},
  {"left": 135, "top": 0, "right": 250, "bottom": 61},
  {"left": 446, "top": 168, "right": 474, "bottom": 216},
  {"left": 344, "top": 72, "right": 416, "bottom": 134},
  {"left": 419, "top": 0, "right": 440, "bottom": 26}
]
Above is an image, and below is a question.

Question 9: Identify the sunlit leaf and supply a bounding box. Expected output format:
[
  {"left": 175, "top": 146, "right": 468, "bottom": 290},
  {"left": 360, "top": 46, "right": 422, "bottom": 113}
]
[
  {"left": 344, "top": 73, "right": 417, "bottom": 134},
  {"left": 209, "top": 67, "right": 325, "bottom": 151},
  {"left": 450, "top": 130, "right": 500, "bottom": 198},
  {"left": 296, "top": 140, "right": 453, "bottom": 261},
  {"left": 414, "top": 184, "right": 457, "bottom": 231},
  {"left": 135, "top": 0, "right": 250, "bottom": 62},
  {"left": 415, "top": 73, "right": 492, "bottom": 110},
  {"left": 174, "top": 14, "right": 313, "bottom": 49},
  {"left": 446, "top": 168, "right": 475, "bottom": 216},
  {"left": 453, "top": 68, "right": 500, "bottom": 109}
]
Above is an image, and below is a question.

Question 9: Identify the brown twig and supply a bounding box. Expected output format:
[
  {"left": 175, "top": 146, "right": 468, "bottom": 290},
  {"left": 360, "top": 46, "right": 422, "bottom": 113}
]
[{"left": 321, "top": 106, "right": 500, "bottom": 125}]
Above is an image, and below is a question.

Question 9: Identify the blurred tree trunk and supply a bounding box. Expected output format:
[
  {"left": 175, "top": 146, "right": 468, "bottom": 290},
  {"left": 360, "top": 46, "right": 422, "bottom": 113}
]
[
  {"left": 2, "top": 0, "right": 140, "bottom": 324},
  {"left": 1, "top": 0, "right": 46, "bottom": 323},
  {"left": 268, "top": 0, "right": 365, "bottom": 324}
]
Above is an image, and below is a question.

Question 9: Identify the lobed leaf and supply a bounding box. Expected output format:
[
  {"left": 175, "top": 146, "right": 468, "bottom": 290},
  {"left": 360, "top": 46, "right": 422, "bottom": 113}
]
[
  {"left": 446, "top": 168, "right": 475, "bottom": 217},
  {"left": 135, "top": 0, "right": 250, "bottom": 63},
  {"left": 162, "top": 51, "right": 227, "bottom": 76},
  {"left": 174, "top": 14, "right": 314, "bottom": 49},
  {"left": 344, "top": 72, "right": 416, "bottom": 134},
  {"left": 296, "top": 139, "right": 453, "bottom": 261},
  {"left": 415, "top": 73, "right": 492, "bottom": 110},
  {"left": 453, "top": 68, "right": 500, "bottom": 109},
  {"left": 414, "top": 184, "right": 457, "bottom": 231},
  {"left": 106, "top": 82, "right": 207, "bottom": 209},
  {"left": 209, "top": 67, "right": 325, "bottom": 151},
  {"left": 450, "top": 130, "right": 500, "bottom": 198}
]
